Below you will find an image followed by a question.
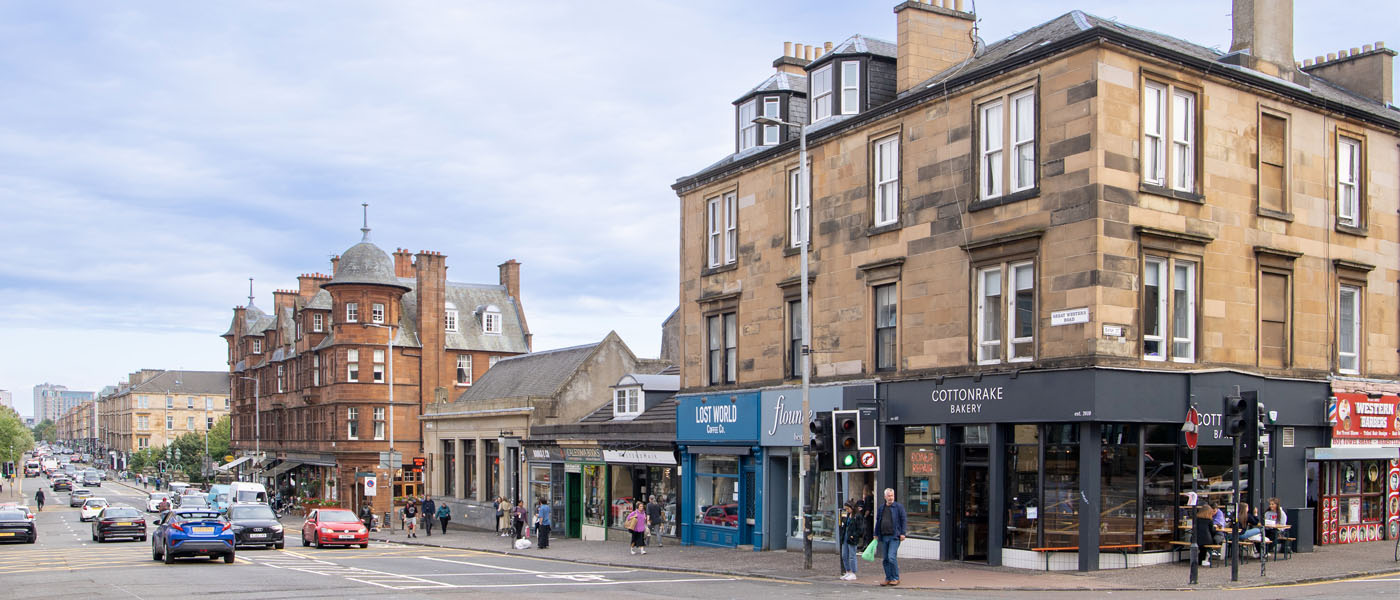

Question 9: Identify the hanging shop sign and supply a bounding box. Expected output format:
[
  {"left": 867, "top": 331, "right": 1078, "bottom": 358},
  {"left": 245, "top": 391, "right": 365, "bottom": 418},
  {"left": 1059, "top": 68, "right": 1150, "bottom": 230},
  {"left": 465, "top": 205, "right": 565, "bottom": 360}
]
[
  {"left": 760, "top": 385, "right": 864, "bottom": 446},
  {"left": 602, "top": 450, "right": 676, "bottom": 465},
  {"left": 676, "top": 392, "right": 759, "bottom": 443},
  {"left": 1331, "top": 393, "right": 1400, "bottom": 446}
]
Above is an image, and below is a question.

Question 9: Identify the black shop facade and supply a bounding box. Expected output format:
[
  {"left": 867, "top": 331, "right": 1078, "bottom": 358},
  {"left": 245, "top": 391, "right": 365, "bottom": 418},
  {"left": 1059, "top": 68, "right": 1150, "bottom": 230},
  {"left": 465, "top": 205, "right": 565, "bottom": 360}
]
[{"left": 873, "top": 367, "right": 1329, "bottom": 571}]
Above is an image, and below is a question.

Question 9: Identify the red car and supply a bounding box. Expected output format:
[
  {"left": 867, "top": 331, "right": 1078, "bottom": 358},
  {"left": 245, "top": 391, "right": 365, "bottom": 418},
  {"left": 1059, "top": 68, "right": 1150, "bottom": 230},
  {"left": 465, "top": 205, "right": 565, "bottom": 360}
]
[
  {"left": 700, "top": 504, "right": 739, "bottom": 527},
  {"left": 301, "top": 508, "right": 368, "bottom": 548}
]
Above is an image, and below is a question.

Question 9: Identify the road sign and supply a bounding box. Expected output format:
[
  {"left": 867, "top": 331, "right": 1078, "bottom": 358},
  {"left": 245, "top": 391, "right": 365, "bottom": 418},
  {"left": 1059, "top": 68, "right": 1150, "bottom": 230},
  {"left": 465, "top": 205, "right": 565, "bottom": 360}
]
[
  {"left": 859, "top": 450, "right": 878, "bottom": 468},
  {"left": 1185, "top": 407, "right": 1200, "bottom": 449},
  {"left": 363, "top": 477, "right": 378, "bottom": 497},
  {"left": 378, "top": 451, "right": 402, "bottom": 469}
]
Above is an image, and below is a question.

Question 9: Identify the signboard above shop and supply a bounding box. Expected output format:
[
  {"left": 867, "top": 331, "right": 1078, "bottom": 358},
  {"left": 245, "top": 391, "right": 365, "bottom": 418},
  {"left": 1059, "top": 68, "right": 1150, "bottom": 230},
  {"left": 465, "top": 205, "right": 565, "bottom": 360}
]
[
  {"left": 760, "top": 385, "right": 872, "bottom": 447},
  {"left": 677, "top": 392, "right": 759, "bottom": 443},
  {"left": 1331, "top": 393, "right": 1400, "bottom": 446}
]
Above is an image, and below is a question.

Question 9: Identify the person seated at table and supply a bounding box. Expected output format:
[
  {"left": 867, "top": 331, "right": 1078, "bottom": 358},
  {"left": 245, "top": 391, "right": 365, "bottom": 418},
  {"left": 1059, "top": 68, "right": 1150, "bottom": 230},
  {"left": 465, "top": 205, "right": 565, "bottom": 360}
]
[
  {"left": 1192, "top": 503, "right": 1218, "bottom": 566},
  {"left": 1262, "top": 497, "right": 1288, "bottom": 547},
  {"left": 1233, "top": 502, "right": 1264, "bottom": 556}
]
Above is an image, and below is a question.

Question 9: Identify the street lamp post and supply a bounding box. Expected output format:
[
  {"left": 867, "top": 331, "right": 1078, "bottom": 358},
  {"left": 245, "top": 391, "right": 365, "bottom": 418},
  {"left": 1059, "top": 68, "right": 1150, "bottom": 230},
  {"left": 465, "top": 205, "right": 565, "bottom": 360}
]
[
  {"left": 755, "top": 114, "right": 814, "bottom": 569},
  {"left": 238, "top": 376, "right": 260, "bottom": 479}
]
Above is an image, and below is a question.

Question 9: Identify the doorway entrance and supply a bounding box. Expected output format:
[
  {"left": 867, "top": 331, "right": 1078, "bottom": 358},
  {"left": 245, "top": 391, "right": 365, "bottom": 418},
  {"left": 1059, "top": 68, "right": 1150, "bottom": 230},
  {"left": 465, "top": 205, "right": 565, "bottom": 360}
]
[{"left": 955, "top": 427, "right": 990, "bottom": 562}]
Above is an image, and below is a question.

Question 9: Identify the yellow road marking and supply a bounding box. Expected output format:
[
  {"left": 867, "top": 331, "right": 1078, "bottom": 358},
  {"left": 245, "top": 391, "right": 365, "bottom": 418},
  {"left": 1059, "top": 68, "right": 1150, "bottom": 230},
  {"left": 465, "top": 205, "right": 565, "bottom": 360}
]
[{"left": 1236, "top": 569, "right": 1400, "bottom": 589}]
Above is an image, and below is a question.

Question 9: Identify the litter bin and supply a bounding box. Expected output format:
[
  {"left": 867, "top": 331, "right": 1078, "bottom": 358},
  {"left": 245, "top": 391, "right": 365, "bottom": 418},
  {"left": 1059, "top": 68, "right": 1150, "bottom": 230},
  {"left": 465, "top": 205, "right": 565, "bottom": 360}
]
[{"left": 1287, "top": 507, "right": 1313, "bottom": 553}]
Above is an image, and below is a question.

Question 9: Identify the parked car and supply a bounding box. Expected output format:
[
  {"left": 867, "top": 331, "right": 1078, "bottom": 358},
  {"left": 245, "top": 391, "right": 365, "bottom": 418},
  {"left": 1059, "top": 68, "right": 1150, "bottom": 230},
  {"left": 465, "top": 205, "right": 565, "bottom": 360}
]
[
  {"left": 228, "top": 503, "right": 284, "bottom": 549},
  {"left": 151, "top": 509, "right": 235, "bottom": 564},
  {"left": 70, "top": 489, "right": 94, "bottom": 507},
  {"left": 80, "top": 498, "right": 109, "bottom": 521},
  {"left": 92, "top": 506, "right": 146, "bottom": 542},
  {"left": 0, "top": 506, "right": 37, "bottom": 543},
  {"left": 147, "top": 493, "right": 172, "bottom": 513},
  {"left": 301, "top": 508, "right": 369, "bottom": 548}
]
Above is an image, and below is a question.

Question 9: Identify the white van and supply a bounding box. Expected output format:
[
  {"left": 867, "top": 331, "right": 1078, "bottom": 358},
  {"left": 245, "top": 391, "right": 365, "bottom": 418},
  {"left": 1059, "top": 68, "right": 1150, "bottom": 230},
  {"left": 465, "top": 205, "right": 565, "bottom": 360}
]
[{"left": 229, "top": 482, "right": 269, "bottom": 504}]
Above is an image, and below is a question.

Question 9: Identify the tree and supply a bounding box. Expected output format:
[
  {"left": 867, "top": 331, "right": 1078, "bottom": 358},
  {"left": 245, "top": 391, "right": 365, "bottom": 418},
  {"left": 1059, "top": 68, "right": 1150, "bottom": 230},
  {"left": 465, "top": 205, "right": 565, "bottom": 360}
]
[
  {"left": 0, "top": 410, "right": 36, "bottom": 470},
  {"left": 32, "top": 419, "right": 56, "bottom": 444}
]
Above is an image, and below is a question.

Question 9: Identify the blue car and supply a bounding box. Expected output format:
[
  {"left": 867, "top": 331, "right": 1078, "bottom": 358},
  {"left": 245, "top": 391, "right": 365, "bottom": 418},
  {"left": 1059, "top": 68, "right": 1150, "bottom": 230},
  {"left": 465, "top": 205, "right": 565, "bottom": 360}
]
[{"left": 151, "top": 509, "right": 235, "bottom": 564}]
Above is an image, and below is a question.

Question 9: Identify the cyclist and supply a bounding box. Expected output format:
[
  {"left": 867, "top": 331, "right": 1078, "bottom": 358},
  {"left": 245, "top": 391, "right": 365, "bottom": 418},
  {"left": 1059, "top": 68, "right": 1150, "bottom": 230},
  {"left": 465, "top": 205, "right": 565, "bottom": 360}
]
[{"left": 35, "top": 489, "right": 45, "bottom": 511}]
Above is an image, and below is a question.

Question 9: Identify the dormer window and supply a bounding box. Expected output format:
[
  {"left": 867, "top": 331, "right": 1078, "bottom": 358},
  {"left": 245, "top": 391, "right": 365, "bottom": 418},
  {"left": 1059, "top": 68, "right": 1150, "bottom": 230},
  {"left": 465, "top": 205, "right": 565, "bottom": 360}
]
[
  {"left": 313, "top": 313, "right": 324, "bottom": 332},
  {"left": 739, "top": 100, "right": 758, "bottom": 151},
  {"left": 762, "top": 98, "right": 780, "bottom": 144},
  {"left": 613, "top": 387, "right": 642, "bottom": 420},
  {"left": 811, "top": 65, "right": 833, "bottom": 122},
  {"left": 840, "top": 61, "right": 859, "bottom": 115},
  {"left": 252, "top": 339, "right": 262, "bottom": 354},
  {"left": 345, "top": 302, "right": 358, "bottom": 323},
  {"left": 445, "top": 302, "right": 459, "bottom": 333},
  {"left": 483, "top": 305, "right": 502, "bottom": 335}
]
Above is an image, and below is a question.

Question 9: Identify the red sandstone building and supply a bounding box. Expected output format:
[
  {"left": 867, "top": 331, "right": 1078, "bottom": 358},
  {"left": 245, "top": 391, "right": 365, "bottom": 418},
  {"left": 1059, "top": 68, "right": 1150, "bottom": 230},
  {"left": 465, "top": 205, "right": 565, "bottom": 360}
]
[{"left": 222, "top": 225, "right": 531, "bottom": 516}]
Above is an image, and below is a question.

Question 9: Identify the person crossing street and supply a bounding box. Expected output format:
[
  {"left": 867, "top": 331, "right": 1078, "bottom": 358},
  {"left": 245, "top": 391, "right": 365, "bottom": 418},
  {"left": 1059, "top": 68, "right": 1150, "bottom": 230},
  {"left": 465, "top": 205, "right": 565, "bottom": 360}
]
[{"left": 420, "top": 495, "right": 436, "bottom": 537}]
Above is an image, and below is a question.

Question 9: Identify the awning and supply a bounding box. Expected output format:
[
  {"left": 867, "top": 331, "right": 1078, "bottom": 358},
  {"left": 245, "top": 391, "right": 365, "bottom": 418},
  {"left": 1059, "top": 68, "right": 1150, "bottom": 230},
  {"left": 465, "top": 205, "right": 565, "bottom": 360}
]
[
  {"left": 1307, "top": 446, "right": 1400, "bottom": 460},
  {"left": 685, "top": 445, "right": 750, "bottom": 455},
  {"left": 263, "top": 461, "right": 303, "bottom": 478},
  {"left": 215, "top": 456, "right": 253, "bottom": 471}
]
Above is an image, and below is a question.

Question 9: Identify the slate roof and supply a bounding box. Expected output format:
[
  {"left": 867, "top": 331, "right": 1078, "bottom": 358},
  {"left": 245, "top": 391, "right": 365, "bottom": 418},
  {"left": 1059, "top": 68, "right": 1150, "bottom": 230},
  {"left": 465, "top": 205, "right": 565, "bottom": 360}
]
[
  {"left": 677, "top": 9, "right": 1400, "bottom": 189},
  {"left": 579, "top": 394, "right": 679, "bottom": 425},
  {"left": 614, "top": 374, "right": 679, "bottom": 392},
  {"left": 818, "top": 34, "right": 897, "bottom": 62},
  {"left": 735, "top": 72, "right": 807, "bottom": 103},
  {"left": 324, "top": 233, "right": 410, "bottom": 291},
  {"left": 394, "top": 279, "right": 529, "bottom": 353},
  {"left": 456, "top": 342, "right": 600, "bottom": 402},
  {"left": 126, "top": 370, "right": 230, "bottom": 396},
  {"left": 305, "top": 289, "right": 332, "bottom": 310}
]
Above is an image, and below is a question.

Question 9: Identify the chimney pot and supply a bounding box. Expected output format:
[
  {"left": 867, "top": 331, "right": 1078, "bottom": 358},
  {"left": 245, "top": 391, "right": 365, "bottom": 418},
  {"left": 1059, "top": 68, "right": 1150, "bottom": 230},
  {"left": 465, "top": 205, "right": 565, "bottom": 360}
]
[
  {"left": 1363, "top": 44, "right": 1374, "bottom": 52},
  {"left": 824, "top": 41, "right": 833, "bottom": 52},
  {"left": 1327, "top": 52, "right": 1337, "bottom": 61},
  {"left": 1350, "top": 47, "right": 1360, "bottom": 56},
  {"left": 1377, "top": 41, "right": 1385, "bottom": 49},
  {"left": 1302, "top": 58, "right": 1312, "bottom": 66},
  {"left": 784, "top": 41, "right": 793, "bottom": 57},
  {"left": 955, "top": 0, "right": 965, "bottom": 10}
]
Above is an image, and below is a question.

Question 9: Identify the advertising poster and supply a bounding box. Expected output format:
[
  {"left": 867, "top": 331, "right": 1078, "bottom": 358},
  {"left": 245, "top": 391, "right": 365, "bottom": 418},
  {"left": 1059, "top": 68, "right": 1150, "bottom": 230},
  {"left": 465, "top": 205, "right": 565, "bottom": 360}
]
[{"left": 1331, "top": 393, "right": 1400, "bottom": 446}]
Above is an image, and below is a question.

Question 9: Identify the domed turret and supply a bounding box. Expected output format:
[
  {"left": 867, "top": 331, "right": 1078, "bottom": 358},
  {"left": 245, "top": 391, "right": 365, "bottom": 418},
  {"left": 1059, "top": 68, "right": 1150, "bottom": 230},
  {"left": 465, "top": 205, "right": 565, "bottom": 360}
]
[{"left": 323, "top": 222, "right": 411, "bottom": 291}]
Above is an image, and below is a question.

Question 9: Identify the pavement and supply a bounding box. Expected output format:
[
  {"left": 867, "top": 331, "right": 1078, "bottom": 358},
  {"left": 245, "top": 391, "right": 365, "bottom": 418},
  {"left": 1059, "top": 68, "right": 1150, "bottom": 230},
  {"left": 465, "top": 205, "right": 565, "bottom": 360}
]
[{"left": 83, "top": 476, "right": 1400, "bottom": 591}]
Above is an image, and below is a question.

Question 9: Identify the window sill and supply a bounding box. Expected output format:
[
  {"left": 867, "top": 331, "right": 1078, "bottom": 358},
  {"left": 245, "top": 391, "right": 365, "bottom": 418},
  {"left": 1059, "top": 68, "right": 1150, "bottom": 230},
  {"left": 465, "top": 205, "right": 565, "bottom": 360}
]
[
  {"left": 782, "top": 243, "right": 810, "bottom": 258},
  {"left": 1138, "top": 183, "right": 1204, "bottom": 204},
  {"left": 1256, "top": 208, "right": 1294, "bottom": 222},
  {"left": 702, "top": 263, "right": 739, "bottom": 277},
  {"left": 456, "top": 383, "right": 472, "bottom": 387},
  {"left": 968, "top": 187, "right": 1040, "bottom": 212},
  {"left": 866, "top": 222, "right": 902, "bottom": 237},
  {"left": 1335, "top": 223, "right": 1368, "bottom": 237}
]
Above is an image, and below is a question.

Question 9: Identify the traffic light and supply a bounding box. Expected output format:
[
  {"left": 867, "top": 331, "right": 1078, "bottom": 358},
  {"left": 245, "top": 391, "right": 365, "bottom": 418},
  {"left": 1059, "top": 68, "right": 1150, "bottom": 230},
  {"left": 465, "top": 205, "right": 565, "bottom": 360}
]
[
  {"left": 834, "top": 410, "right": 860, "bottom": 471},
  {"left": 1223, "top": 394, "right": 1248, "bottom": 437},
  {"left": 1255, "top": 401, "right": 1271, "bottom": 459},
  {"left": 808, "top": 411, "right": 833, "bottom": 471}
]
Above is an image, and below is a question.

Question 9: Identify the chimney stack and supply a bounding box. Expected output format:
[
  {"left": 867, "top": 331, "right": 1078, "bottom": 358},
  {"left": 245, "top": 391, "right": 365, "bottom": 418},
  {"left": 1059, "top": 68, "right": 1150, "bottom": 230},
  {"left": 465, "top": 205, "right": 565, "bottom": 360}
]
[
  {"left": 392, "top": 248, "right": 416, "bottom": 278},
  {"left": 498, "top": 259, "right": 521, "bottom": 302},
  {"left": 773, "top": 41, "right": 811, "bottom": 76},
  {"left": 330, "top": 255, "right": 340, "bottom": 275},
  {"left": 1226, "top": 0, "right": 1302, "bottom": 82},
  {"left": 894, "top": 0, "right": 976, "bottom": 94},
  {"left": 1301, "top": 41, "right": 1395, "bottom": 105}
]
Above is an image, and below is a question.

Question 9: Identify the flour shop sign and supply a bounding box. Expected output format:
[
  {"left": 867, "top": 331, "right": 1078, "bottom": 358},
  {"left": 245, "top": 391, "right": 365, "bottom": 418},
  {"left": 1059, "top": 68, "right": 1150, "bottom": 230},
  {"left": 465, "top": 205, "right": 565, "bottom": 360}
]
[{"left": 759, "top": 385, "right": 865, "bottom": 447}]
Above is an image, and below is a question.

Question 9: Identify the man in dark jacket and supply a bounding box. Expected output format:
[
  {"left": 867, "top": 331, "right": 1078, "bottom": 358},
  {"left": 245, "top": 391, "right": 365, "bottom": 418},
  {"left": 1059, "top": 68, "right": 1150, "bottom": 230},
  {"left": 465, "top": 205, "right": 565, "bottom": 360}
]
[
  {"left": 646, "top": 495, "right": 664, "bottom": 547},
  {"left": 874, "top": 488, "right": 907, "bottom": 587},
  {"left": 421, "top": 496, "right": 436, "bottom": 537}
]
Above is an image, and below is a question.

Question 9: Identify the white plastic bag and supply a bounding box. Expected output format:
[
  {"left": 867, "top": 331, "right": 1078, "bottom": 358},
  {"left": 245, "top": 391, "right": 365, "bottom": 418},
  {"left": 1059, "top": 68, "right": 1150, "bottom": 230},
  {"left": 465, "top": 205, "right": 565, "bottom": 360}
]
[{"left": 514, "top": 537, "right": 532, "bottom": 550}]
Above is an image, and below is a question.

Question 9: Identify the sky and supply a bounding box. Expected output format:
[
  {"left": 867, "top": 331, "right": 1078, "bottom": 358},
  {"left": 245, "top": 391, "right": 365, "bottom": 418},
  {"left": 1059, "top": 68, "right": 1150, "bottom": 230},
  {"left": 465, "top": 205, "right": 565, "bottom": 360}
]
[{"left": 0, "top": 1, "right": 1395, "bottom": 417}]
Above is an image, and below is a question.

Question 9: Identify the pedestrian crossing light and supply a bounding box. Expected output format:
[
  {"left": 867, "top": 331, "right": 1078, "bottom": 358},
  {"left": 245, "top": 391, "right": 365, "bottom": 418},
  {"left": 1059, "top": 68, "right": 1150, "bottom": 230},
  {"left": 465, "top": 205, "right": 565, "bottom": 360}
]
[{"left": 809, "top": 411, "right": 833, "bottom": 471}]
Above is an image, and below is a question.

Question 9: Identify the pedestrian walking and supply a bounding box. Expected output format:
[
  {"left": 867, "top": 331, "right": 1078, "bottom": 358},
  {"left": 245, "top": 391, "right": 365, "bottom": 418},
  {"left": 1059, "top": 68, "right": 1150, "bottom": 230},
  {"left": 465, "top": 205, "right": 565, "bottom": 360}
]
[
  {"left": 435, "top": 502, "right": 451, "bottom": 534},
  {"left": 420, "top": 495, "right": 436, "bottom": 537},
  {"left": 536, "top": 499, "right": 552, "bottom": 549},
  {"left": 403, "top": 500, "right": 419, "bottom": 538},
  {"left": 34, "top": 489, "right": 44, "bottom": 511},
  {"left": 360, "top": 504, "right": 374, "bottom": 532},
  {"left": 511, "top": 500, "right": 527, "bottom": 540},
  {"left": 875, "top": 488, "right": 906, "bottom": 587},
  {"left": 839, "top": 501, "right": 870, "bottom": 580},
  {"left": 626, "top": 500, "right": 648, "bottom": 555},
  {"left": 646, "top": 495, "right": 664, "bottom": 547},
  {"left": 494, "top": 497, "right": 506, "bottom": 536}
]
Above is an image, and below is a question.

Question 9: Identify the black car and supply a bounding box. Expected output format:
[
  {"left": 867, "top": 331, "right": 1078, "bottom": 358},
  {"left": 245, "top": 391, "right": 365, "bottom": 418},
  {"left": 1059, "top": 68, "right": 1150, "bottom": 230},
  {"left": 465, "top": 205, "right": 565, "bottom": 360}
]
[
  {"left": 92, "top": 506, "right": 147, "bottom": 542},
  {"left": 227, "top": 503, "right": 284, "bottom": 549},
  {"left": 0, "top": 507, "right": 37, "bottom": 543},
  {"left": 51, "top": 478, "right": 72, "bottom": 492}
]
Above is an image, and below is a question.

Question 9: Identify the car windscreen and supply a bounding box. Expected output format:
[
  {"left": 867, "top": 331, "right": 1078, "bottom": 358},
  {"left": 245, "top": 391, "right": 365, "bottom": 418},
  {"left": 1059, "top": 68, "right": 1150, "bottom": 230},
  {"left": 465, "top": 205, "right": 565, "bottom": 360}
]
[
  {"left": 182, "top": 497, "right": 209, "bottom": 505},
  {"left": 0, "top": 510, "right": 27, "bottom": 520},
  {"left": 230, "top": 505, "right": 276, "bottom": 520},
  {"left": 318, "top": 510, "right": 359, "bottom": 522},
  {"left": 176, "top": 512, "right": 224, "bottom": 521},
  {"left": 103, "top": 508, "right": 140, "bottom": 518},
  {"left": 234, "top": 491, "right": 264, "bottom": 502},
  {"left": 85, "top": 499, "right": 108, "bottom": 506}
]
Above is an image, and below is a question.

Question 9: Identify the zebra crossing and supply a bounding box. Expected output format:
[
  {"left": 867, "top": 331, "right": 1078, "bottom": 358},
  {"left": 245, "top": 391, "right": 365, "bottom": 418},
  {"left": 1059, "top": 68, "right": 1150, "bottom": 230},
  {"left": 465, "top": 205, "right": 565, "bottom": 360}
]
[{"left": 247, "top": 549, "right": 455, "bottom": 589}]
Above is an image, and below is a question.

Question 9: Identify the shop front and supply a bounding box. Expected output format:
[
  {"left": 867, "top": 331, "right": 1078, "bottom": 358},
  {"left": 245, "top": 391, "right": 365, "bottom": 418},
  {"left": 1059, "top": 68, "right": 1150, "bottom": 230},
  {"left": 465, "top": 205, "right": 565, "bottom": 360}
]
[
  {"left": 881, "top": 368, "right": 1328, "bottom": 571},
  {"left": 677, "top": 392, "right": 763, "bottom": 549},
  {"left": 602, "top": 449, "right": 680, "bottom": 541},
  {"left": 525, "top": 445, "right": 566, "bottom": 538},
  {"left": 758, "top": 383, "right": 875, "bottom": 551},
  {"left": 563, "top": 447, "right": 606, "bottom": 541},
  {"left": 1309, "top": 392, "right": 1400, "bottom": 545}
]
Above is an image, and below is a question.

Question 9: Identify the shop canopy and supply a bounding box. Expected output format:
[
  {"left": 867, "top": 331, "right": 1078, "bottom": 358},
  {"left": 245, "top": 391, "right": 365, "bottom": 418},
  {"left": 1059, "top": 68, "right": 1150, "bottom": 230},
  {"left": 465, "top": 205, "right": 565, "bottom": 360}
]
[
  {"left": 215, "top": 456, "right": 253, "bottom": 471},
  {"left": 1307, "top": 447, "right": 1400, "bottom": 461},
  {"left": 263, "top": 461, "right": 303, "bottom": 478}
]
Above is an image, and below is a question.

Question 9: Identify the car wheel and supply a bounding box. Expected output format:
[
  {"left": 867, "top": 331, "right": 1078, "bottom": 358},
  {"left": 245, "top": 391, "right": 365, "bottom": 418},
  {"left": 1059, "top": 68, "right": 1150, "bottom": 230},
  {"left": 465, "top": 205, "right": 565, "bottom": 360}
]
[
  {"left": 224, "top": 552, "right": 235, "bottom": 564},
  {"left": 140, "top": 536, "right": 147, "bottom": 542},
  {"left": 301, "top": 534, "right": 309, "bottom": 547},
  {"left": 314, "top": 533, "right": 323, "bottom": 549},
  {"left": 274, "top": 542, "right": 284, "bottom": 550},
  {"left": 153, "top": 541, "right": 163, "bottom": 561},
  {"left": 163, "top": 547, "right": 175, "bottom": 564},
  {"left": 26, "top": 534, "right": 36, "bottom": 544},
  {"left": 360, "top": 543, "right": 368, "bottom": 549}
]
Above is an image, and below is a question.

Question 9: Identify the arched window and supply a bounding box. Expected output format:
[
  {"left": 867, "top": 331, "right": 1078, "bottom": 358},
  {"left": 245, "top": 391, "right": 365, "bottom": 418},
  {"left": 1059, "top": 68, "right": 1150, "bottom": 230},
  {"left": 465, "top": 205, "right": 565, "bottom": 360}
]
[{"left": 482, "top": 304, "right": 502, "bottom": 335}]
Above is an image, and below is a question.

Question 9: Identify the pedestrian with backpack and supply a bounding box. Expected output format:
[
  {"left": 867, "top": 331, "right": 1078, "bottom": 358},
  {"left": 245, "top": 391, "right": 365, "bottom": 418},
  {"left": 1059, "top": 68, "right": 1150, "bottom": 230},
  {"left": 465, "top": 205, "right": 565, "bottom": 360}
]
[{"left": 403, "top": 499, "right": 419, "bottom": 538}]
